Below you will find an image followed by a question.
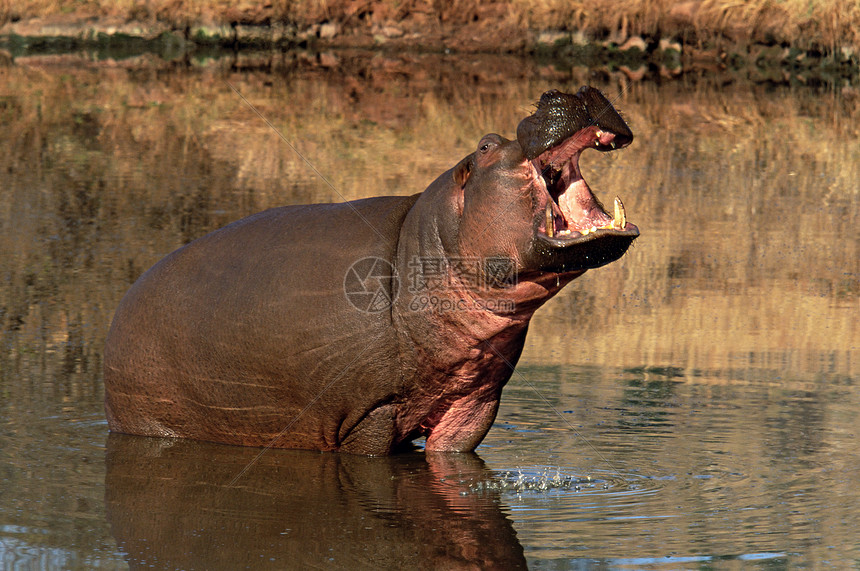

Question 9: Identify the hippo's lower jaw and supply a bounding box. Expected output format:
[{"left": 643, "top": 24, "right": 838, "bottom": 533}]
[{"left": 529, "top": 124, "right": 639, "bottom": 272}]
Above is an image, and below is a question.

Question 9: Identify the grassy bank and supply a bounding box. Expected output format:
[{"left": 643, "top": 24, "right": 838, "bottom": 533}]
[{"left": 1, "top": 0, "right": 858, "bottom": 67}]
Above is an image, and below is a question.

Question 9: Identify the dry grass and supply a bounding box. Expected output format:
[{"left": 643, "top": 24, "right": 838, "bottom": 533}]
[
  {"left": 516, "top": 0, "right": 860, "bottom": 53},
  {"left": 1, "top": 0, "right": 859, "bottom": 54}
]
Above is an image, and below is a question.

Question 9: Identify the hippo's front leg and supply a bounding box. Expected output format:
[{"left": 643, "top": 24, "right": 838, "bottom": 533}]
[
  {"left": 339, "top": 404, "right": 400, "bottom": 455},
  {"left": 424, "top": 390, "right": 502, "bottom": 452}
]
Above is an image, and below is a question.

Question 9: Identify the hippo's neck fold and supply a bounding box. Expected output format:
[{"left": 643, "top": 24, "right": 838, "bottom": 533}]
[
  {"left": 390, "top": 178, "right": 570, "bottom": 447},
  {"left": 392, "top": 170, "right": 585, "bottom": 373},
  {"left": 393, "top": 172, "right": 527, "bottom": 368}
]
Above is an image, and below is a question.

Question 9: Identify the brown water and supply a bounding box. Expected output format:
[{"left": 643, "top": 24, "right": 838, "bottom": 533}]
[{"left": 1, "top": 51, "right": 858, "bottom": 569}]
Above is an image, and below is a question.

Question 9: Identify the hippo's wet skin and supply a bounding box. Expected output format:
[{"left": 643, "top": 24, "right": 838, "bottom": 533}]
[{"left": 104, "top": 87, "right": 639, "bottom": 454}]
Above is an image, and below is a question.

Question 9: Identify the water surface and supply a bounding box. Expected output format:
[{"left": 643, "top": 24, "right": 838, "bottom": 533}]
[{"left": 1, "top": 51, "right": 858, "bottom": 568}]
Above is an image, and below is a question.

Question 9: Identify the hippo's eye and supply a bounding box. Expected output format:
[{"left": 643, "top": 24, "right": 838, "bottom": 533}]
[{"left": 478, "top": 134, "right": 502, "bottom": 154}]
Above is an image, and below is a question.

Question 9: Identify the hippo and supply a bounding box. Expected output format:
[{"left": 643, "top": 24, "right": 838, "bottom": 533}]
[{"left": 104, "top": 87, "right": 638, "bottom": 455}]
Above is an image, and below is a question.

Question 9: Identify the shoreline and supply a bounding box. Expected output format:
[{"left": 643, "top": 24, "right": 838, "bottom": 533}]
[{"left": 1, "top": 10, "right": 858, "bottom": 84}]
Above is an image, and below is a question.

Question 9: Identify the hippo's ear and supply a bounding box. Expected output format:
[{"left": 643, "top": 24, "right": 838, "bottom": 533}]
[{"left": 453, "top": 155, "right": 473, "bottom": 188}]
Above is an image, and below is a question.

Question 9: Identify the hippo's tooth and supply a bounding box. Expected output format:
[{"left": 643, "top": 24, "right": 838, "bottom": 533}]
[
  {"left": 613, "top": 196, "right": 627, "bottom": 229},
  {"left": 610, "top": 141, "right": 616, "bottom": 149},
  {"left": 546, "top": 202, "right": 554, "bottom": 238}
]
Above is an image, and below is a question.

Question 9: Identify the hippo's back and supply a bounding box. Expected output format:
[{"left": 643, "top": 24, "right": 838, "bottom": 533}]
[{"left": 104, "top": 195, "right": 418, "bottom": 450}]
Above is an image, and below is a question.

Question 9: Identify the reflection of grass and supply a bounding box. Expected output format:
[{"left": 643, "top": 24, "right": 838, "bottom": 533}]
[
  {"left": 0, "top": 59, "right": 857, "bottom": 382},
  {"left": 3, "top": 0, "right": 859, "bottom": 55}
]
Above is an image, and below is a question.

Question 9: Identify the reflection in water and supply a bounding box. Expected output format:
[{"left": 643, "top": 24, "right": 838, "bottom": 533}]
[
  {"left": 1, "top": 52, "right": 856, "bottom": 381},
  {"left": 0, "top": 51, "right": 858, "bottom": 568},
  {"left": 104, "top": 435, "right": 526, "bottom": 570},
  {"left": 485, "top": 364, "right": 860, "bottom": 567}
]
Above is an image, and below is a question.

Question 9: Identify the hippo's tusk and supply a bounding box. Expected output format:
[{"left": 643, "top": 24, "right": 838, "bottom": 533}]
[
  {"left": 546, "top": 202, "right": 554, "bottom": 238},
  {"left": 613, "top": 196, "right": 627, "bottom": 229}
]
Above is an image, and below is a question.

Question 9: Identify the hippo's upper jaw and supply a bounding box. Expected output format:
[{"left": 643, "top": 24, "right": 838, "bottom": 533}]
[{"left": 519, "top": 88, "right": 639, "bottom": 273}]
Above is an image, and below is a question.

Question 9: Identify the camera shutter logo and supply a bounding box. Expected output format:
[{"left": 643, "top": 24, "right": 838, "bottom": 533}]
[{"left": 343, "top": 257, "right": 400, "bottom": 313}]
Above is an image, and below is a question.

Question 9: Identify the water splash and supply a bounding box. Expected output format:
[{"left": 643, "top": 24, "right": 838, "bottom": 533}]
[{"left": 465, "top": 468, "right": 610, "bottom": 495}]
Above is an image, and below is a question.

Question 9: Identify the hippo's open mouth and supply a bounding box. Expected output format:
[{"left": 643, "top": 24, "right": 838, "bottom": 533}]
[
  {"left": 518, "top": 87, "right": 639, "bottom": 271},
  {"left": 533, "top": 126, "right": 635, "bottom": 241}
]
